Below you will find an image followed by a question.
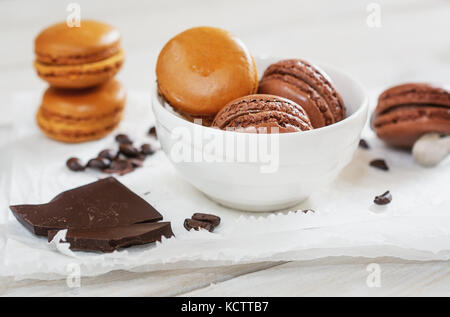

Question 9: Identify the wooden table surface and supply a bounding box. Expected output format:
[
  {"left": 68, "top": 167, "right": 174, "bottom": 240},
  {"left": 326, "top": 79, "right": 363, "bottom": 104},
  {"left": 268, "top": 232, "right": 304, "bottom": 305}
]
[{"left": 1, "top": 0, "right": 449, "bottom": 296}]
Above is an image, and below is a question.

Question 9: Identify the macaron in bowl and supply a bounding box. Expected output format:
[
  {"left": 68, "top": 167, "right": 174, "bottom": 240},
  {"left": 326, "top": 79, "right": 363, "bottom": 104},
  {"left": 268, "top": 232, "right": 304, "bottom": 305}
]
[
  {"left": 152, "top": 57, "right": 368, "bottom": 212},
  {"left": 34, "top": 20, "right": 125, "bottom": 89}
]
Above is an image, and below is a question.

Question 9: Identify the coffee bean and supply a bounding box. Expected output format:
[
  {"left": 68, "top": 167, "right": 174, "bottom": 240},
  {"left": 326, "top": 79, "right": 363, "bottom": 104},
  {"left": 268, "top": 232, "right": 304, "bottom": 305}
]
[
  {"left": 370, "top": 159, "right": 389, "bottom": 171},
  {"left": 105, "top": 159, "right": 134, "bottom": 175},
  {"left": 184, "top": 218, "right": 214, "bottom": 232},
  {"left": 148, "top": 126, "right": 157, "bottom": 138},
  {"left": 119, "top": 143, "right": 139, "bottom": 157},
  {"left": 66, "top": 157, "right": 85, "bottom": 171},
  {"left": 115, "top": 134, "right": 133, "bottom": 144},
  {"left": 359, "top": 139, "right": 370, "bottom": 149},
  {"left": 86, "top": 157, "right": 110, "bottom": 170},
  {"left": 98, "top": 149, "right": 117, "bottom": 161},
  {"left": 140, "top": 143, "right": 155, "bottom": 155},
  {"left": 374, "top": 190, "right": 392, "bottom": 205},
  {"left": 191, "top": 213, "right": 221, "bottom": 227},
  {"left": 127, "top": 158, "right": 144, "bottom": 168}
]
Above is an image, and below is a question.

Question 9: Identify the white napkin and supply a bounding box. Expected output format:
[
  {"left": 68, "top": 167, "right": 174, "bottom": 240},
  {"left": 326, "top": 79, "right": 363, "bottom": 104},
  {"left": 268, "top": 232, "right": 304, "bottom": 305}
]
[{"left": 0, "top": 90, "right": 449, "bottom": 280}]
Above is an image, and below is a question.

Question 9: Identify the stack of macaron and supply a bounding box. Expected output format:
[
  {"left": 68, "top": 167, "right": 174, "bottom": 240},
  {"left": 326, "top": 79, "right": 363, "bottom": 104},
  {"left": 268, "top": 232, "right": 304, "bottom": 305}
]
[
  {"left": 34, "top": 20, "right": 126, "bottom": 143},
  {"left": 156, "top": 26, "right": 346, "bottom": 134}
]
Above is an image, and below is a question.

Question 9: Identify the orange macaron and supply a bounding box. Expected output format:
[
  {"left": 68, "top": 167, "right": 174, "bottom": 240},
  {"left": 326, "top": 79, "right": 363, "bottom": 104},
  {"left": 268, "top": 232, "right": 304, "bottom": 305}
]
[
  {"left": 36, "top": 79, "right": 126, "bottom": 143},
  {"left": 156, "top": 26, "right": 258, "bottom": 117},
  {"left": 34, "top": 20, "right": 124, "bottom": 89}
]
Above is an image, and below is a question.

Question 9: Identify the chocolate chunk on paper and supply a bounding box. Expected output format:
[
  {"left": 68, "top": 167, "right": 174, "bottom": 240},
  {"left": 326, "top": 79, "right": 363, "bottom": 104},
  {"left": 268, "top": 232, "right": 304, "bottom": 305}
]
[
  {"left": 48, "top": 222, "right": 174, "bottom": 252},
  {"left": 9, "top": 177, "right": 163, "bottom": 236}
]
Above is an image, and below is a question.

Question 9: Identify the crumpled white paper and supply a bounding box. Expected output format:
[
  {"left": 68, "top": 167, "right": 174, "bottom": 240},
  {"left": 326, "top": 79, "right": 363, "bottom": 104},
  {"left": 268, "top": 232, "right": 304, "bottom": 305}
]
[{"left": 0, "top": 90, "right": 449, "bottom": 280}]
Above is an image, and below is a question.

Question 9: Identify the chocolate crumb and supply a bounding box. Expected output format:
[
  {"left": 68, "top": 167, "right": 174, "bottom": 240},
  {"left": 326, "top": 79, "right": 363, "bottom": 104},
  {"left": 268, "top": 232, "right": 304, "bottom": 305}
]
[
  {"left": 370, "top": 159, "right": 389, "bottom": 171},
  {"left": 359, "top": 139, "right": 370, "bottom": 149},
  {"left": 184, "top": 218, "right": 214, "bottom": 232},
  {"left": 148, "top": 126, "right": 157, "bottom": 138},
  {"left": 374, "top": 190, "right": 392, "bottom": 205}
]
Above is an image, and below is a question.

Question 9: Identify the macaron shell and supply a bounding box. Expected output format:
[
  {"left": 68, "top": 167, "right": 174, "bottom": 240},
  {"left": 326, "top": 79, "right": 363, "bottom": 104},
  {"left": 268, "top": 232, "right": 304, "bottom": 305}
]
[
  {"left": 259, "top": 59, "right": 345, "bottom": 126},
  {"left": 34, "top": 49, "right": 124, "bottom": 89},
  {"left": 212, "top": 94, "right": 313, "bottom": 133},
  {"left": 376, "top": 83, "right": 450, "bottom": 114},
  {"left": 36, "top": 79, "right": 126, "bottom": 143},
  {"left": 373, "top": 105, "right": 450, "bottom": 148},
  {"left": 156, "top": 26, "right": 258, "bottom": 116},
  {"left": 34, "top": 20, "right": 121, "bottom": 65},
  {"left": 258, "top": 73, "right": 331, "bottom": 128}
]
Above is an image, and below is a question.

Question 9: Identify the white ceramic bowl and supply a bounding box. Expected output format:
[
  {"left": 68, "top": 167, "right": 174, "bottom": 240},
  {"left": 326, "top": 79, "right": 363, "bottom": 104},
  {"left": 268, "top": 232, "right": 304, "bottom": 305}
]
[{"left": 152, "top": 57, "right": 368, "bottom": 212}]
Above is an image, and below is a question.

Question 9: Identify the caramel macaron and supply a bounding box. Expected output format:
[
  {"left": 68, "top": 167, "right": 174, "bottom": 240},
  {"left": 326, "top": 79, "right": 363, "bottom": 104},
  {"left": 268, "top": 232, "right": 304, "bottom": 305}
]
[
  {"left": 373, "top": 83, "right": 450, "bottom": 148},
  {"left": 258, "top": 59, "right": 345, "bottom": 128},
  {"left": 36, "top": 79, "right": 126, "bottom": 143},
  {"left": 212, "top": 94, "right": 313, "bottom": 133},
  {"left": 34, "top": 20, "right": 124, "bottom": 89},
  {"left": 156, "top": 26, "right": 258, "bottom": 117}
]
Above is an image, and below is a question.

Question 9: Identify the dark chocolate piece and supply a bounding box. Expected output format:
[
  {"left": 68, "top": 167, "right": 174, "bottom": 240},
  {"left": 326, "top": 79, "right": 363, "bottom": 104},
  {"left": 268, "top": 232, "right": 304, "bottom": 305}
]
[
  {"left": 191, "top": 213, "right": 221, "bottom": 227},
  {"left": 374, "top": 190, "right": 392, "bottom": 205},
  {"left": 359, "top": 139, "right": 370, "bottom": 149},
  {"left": 9, "top": 177, "right": 163, "bottom": 236},
  {"left": 115, "top": 134, "right": 133, "bottom": 144},
  {"left": 48, "top": 222, "right": 174, "bottom": 252},
  {"left": 184, "top": 218, "right": 214, "bottom": 232},
  {"left": 370, "top": 159, "right": 389, "bottom": 171},
  {"left": 66, "top": 157, "right": 85, "bottom": 171}
]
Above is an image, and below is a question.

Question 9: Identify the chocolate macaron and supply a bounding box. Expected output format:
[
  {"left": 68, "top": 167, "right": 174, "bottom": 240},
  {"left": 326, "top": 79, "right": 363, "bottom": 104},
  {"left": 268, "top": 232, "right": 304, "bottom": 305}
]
[
  {"left": 34, "top": 20, "right": 124, "bottom": 89},
  {"left": 36, "top": 79, "right": 126, "bottom": 143},
  {"left": 373, "top": 83, "right": 450, "bottom": 148},
  {"left": 212, "top": 94, "right": 313, "bottom": 133},
  {"left": 258, "top": 59, "right": 345, "bottom": 128}
]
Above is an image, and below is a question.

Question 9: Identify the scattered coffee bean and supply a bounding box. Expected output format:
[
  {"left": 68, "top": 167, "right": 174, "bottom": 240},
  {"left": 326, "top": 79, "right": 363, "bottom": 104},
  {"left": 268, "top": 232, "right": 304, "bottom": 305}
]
[
  {"left": 119, "top": 143, "right": 139, "bottom": 157},
  {"left": 140, "top": 143, "right": 155, "bottom": 155},
  {"left": 148, "top": 126, "right": 157, "bottom": 138},
  {"left": 86, "top": 157, "right": 110, "bottom": 170},
  {"left": 192, "top": 213, "right": 221, "bottom": 227},
  {"left": 184, "top": 218, "right": 214, "bottom": 232},
  {"left": 105, "top": 159, "right": 134, "bottom": 175},
  {"left": 359, "top": 139, "right": 370, "bottom": 149},
  {"left": 115, "top": 134, "right": 133, "bottom": 144},
  {"left": 374, "top": 190, "right": 392, "bottom": 205},
  {"left": 66, "top": 157, "right": 85, "bottom": 171},
  {"left": 127, "top": 158, "right": 144, "bottom": 168},
  {"left": 98, "top": 149, "right": 117, "bottom": 161},
  {"left": 370, "top": 159, "right": 389, "bottom": 171}
]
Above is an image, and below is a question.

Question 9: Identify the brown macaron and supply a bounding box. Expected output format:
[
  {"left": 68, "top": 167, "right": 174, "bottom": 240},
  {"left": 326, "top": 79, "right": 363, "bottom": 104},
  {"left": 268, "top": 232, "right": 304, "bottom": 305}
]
[
  {"left": 156, "top": 26, "right": 258, "bottom": 117},
  {"left": 34, "top": 20, "right": 124, "bottom": 89},
  {"left": 373, "top": 83, "right": 450, "bottom": 148},
  {"left": 258, "top": 59, "right": 345, "bottom": 128},
  {"left": 36, "top": 79, "right": 126, "bottom": 143},
  {"left": 212, "top": 94, "right": 313, "bottom": 133}
]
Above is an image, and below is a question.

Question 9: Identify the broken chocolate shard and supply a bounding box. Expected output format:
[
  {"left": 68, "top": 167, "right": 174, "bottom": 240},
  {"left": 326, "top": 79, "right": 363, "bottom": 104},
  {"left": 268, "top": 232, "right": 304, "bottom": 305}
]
[
  {"left": 191, "top": 213, "right": 221, "bottom": 227},
  {"left": 184, "top": 218, "right": 214, "bottom": 232},
  {"left": 48, "top": 222, "right": 174, "bottom": 252},
  {"left": 374, "top": 190, "right": 392, "bottom": 205},
  {"left": 370, "top": 159, "right": 389, "bottom": 171},
  {"left": 9, "top": 177, "right": 163, "bottom": 236}
]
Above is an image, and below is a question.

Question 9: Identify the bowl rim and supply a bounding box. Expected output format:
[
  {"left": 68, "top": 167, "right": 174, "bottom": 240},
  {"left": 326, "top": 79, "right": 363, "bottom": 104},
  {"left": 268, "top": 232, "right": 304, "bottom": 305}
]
[{"left": 152, "top": 61, "right": 369, "bottom": 139}]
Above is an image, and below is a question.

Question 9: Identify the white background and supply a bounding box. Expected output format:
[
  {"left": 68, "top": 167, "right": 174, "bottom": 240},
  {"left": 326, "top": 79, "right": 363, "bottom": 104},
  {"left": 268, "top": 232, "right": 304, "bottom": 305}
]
[{"left": 1, "top": 0, "right": 450, "bottom": 296}]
